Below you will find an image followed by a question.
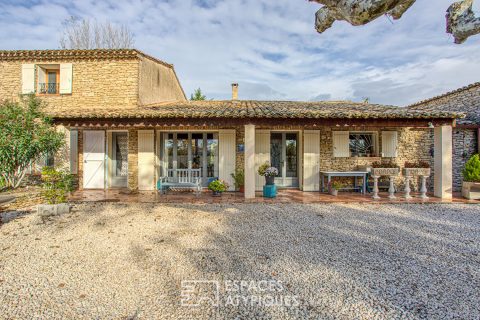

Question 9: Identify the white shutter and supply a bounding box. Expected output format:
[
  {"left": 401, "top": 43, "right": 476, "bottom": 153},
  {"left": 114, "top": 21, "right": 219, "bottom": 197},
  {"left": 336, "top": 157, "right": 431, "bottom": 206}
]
[
  {"left": 219, "top": 129, "right": 236, "bottom": 191},
  {"left": 382, "top": 131, "right": 398, "bottom": 157},
  {"left": 21, "top": 64, "right": 35, "bottom": 94},
  {"left": 255, "top": 130, "right": 270, "bottom": 191},
  {"left": 332, "top": 131, "right": 349, "bottom": 157},
  {"left": 60, "top": 63, "right": 73, "bottom": 94},
  {"left": 70, "top": 130, "right": 78, "bottom": 174},
  {"left": 138, "top": 130, "right": 155, "bottom": 190},
  {"left": 303, "top": 130, "right": 320, "bottom": 191}
]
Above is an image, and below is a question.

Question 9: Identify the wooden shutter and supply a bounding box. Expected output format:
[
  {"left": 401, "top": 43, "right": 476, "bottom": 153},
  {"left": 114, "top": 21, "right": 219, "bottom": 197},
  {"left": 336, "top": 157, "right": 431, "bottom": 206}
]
[
  {"left": 303, "top": 130, "right": 320, "bottom": 191},
  {"left": 21, "top": 64, "right": 35, "bottom": 94},
  {"left": 219, "top": 129, "right": 236, "bottom": 191},
  {"left": 255, "top": 130, "right": 270, "bottom": 191},
  {"left": 60, "top": 63, "right": 73, "bottom": 94},
  {"left": 382, "top": 131, "right": 398, "bottom": 157},
  {"left": 70, "top": 130, "right": 78, "bottom": 174},
  {"left": 332, "top": 131, "right": 349, "bottom": 157},
  {"left": 138, "top": 130, "right": 155, "bottom": 190}
]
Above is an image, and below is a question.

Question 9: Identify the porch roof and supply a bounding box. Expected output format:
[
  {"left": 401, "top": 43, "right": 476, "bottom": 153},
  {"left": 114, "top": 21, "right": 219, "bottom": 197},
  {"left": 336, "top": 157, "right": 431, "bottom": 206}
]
[{"left": 48, "top": 100, "right": 464, "bottom": 120}]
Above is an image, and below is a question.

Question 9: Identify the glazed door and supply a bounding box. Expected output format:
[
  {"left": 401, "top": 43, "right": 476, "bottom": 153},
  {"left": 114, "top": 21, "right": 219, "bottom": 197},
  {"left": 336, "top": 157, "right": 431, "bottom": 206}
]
[{"left": 270, "top": 132, "right": 299, "bottom": 187}]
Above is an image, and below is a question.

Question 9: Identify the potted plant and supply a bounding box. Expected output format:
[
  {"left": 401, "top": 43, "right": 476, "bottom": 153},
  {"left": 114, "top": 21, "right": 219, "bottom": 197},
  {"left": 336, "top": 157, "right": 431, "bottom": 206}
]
[
  {"left": 230, "top": 169, "right": 245, "bottom": 193},
  {"left": 403, "top": 161, "right": 431, "bottom": 177},
  {"left": 38, "top": 166, "right": 74, "bottom": 217},
  {"left": 462, "top": 154, "right": 480, "bottom": 200},
  {"left": 329, "top": 181, "right": 342, "bottom": 196},
  {"left": 208, "top": 179, "right": 229, "bottom": 197},
  {"left": 371, "top": 161, "right": 400, "bottom": 199},
  {"left": 258, "top": 162, "right": 278, "bottom": 185}
]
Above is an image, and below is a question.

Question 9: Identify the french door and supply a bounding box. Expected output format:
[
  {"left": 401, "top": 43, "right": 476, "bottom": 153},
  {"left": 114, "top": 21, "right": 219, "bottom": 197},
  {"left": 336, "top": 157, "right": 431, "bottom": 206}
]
[
  {"left": 161, "top": 132, "right": 219, "bottom": 186},
  {"left": 270, "top": 132, "right": 299, "bottom": 187}
]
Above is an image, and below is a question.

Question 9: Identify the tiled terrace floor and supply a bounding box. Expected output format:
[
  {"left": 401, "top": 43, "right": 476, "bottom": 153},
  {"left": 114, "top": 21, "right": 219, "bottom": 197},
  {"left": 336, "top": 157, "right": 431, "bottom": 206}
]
[{"left": 69, "top": 189, "right": 479, "bottom": 204}]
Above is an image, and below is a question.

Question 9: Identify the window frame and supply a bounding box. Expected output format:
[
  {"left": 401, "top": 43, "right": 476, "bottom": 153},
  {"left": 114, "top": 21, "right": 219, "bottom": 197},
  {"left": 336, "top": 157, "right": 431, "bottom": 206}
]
[
  {"left": 36, "top": 66, "right": 60, "bottom": 96},
  {"left": 348, "top": 131, "right": 379, "bottom": 158}
]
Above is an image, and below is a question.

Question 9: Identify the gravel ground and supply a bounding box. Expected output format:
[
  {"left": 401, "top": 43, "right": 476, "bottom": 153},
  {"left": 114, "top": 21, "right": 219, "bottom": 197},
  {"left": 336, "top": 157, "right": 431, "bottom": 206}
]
[{"left": 0, "top": 202, "right": 479, "bottom": 319}]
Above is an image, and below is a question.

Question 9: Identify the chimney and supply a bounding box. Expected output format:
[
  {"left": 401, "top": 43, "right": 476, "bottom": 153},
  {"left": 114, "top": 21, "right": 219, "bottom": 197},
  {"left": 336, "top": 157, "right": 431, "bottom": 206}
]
[{"left": 231, "top": 83, "right": 239, "bottom": 100}]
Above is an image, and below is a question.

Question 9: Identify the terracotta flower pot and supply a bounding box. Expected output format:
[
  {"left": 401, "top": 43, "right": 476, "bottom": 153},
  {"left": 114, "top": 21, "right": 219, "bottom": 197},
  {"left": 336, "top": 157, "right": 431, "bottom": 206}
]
[{"left": 239, "top": 186, "right": 245, "bottom": 193}]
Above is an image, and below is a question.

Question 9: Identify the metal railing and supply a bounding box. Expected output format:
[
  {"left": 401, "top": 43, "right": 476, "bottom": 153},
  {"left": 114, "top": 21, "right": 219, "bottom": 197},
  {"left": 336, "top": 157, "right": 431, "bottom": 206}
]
[{"left": 38, "top": 83, "right": 60, "bottom": 94}]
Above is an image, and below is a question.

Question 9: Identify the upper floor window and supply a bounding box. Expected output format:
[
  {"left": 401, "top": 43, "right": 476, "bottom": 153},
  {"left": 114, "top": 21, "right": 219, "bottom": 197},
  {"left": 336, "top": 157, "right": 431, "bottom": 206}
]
[
  {"left": 21, "top": 63, "right": 72, "bottom": 95},
  {"left": 39, "top": 67, "right": 60, "bottom": 94}
]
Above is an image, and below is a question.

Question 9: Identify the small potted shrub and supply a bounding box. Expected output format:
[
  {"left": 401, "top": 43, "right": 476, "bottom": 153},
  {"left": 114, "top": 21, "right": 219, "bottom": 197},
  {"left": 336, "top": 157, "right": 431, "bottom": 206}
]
[
  {"left": 38, "top": 167, "right": 74, "bottom": 216},
  {"left": 208, "top": 179, "right": 229, "bottom": 197},
  {"left": 230, "top": 169, "right": 245, "bottom": 193},
  {"left": 371, "top": 161, "right": 400, "bottom": 176},
  {"left": 329, "top": 181, "right": 342, "bottom": 196},
  {"left": 462, "top": 154, "right": 480, "bottom": 200},
  {"left": 403, "top": 161, "right": 431, "bottom": 177},
  {"left": 258, "top": 162, "right": 278, "bottom": 185}
]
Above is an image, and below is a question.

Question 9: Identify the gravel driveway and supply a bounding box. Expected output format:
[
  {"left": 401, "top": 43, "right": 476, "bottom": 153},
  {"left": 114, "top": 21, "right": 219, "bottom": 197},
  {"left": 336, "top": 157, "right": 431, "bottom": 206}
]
[{"left": 1, "top": 202, "right": 479, "bottom": 319}]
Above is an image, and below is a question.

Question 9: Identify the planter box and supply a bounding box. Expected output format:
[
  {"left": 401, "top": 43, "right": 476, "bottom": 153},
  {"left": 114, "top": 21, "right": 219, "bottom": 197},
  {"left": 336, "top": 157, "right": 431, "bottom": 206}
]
[
  {"left": 371, "top": 168, "right": 400, "bottom": 176},
  {"left": 37, "top": 203, "right": 70, "bottom": 216},
  {"left": 403, "top": 168, "right": 431, "bottom": 177},
  {"left": 462, "top": 181, "right": 480, "bottom": 200}
]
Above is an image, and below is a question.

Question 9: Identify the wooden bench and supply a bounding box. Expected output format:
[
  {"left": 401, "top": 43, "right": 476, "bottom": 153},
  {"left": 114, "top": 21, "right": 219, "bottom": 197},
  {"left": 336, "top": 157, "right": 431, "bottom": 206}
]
[{"left": 157, "top": 169, "right": 202, "bottom": 195}]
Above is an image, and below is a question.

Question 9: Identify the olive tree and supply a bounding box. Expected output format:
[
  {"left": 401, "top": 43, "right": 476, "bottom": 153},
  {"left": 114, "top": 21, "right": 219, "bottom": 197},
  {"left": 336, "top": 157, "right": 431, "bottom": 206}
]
[
  {"left": 310, "top": 0, "right": 480, "bottom": 44},
  {"left": 0, "top": 96, "right": 65, "bottom": 189}
]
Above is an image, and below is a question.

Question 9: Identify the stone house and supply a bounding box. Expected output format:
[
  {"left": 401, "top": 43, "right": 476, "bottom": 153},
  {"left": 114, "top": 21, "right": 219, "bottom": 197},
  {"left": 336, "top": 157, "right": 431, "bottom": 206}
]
[
  {"left": 408, "top": 82, "right": 480, "bottom": 192},
  {"left": 0, "top": 49, "right": 463, "bottom": 199}
]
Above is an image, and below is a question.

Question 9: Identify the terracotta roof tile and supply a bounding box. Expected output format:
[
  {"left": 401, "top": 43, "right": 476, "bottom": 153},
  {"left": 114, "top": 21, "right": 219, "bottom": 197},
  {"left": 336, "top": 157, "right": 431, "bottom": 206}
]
[
  {"left": 407, "top": 82, "right": 480, "bottom": 125},
  {"left": 0, "top": 49, "right": 173, "bottom": 68},
  {"left": 47, "top": 100, "right": 464, "bottom": 120}
]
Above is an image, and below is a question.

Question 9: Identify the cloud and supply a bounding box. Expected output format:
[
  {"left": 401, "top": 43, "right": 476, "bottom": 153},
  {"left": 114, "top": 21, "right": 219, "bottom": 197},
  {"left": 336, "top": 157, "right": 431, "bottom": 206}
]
[{"left": 0, "top": 0, "right": 478, "bottom": 105}]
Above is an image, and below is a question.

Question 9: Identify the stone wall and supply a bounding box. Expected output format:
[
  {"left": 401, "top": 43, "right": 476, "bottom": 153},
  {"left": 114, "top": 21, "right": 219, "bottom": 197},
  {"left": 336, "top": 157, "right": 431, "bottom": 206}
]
[
  {"left": 127, "top": 129, "right": 138, "bottom": 191},
  {"left": 138, "top": 56, "right": 186, "bottom": 104},
  {"left": 0, "top": 59, "right": 139, "bottom": 109},
  {"left": 453, "top": 129, "right": 478, "bottom": 191}
]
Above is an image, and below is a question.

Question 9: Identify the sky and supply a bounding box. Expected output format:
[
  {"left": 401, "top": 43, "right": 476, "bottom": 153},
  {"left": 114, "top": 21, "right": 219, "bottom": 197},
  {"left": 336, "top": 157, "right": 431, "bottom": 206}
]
[{"left": 0, "top": 0, "right": 479, "bottom": 106}]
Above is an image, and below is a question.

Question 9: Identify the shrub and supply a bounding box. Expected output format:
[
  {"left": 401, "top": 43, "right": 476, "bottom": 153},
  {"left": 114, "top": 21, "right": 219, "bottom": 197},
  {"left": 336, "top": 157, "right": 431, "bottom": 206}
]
[
  {"left": 330, "top": 181, "right": 343, "bottom": 190},
  {"left": 0, "top": 96, "right": 65, "bottom": 189},
  {"left": 372, "top": 161, "right": 399, "bottom": 168},
  {"left": 41, "top": 167, "right": 75, "bottom": 204},
  {"left": 404, "top": 161, "right": 430, "bottom": 168},
  {"left": 230, "top": 169, "right": 244, "bottom": 190},
  {"left": 462, "top": 154, "right": 480, "bottom": 182},
  {"left": 257, "top": 162, "right": 270, "bottom": 176},
  {"left": 208, "top": 179, "right": 229, "bottom": 193}
]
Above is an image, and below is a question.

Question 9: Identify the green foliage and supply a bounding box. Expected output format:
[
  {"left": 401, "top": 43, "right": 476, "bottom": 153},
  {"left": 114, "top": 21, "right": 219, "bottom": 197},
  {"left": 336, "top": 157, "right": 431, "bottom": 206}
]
[
  {"left": 230, "top": 169, "right": 244, "bottom": 190},
  {"left": 190, "top": 88, "right": 207, "bottom": 101},
  {"left": 0, "top": 96, "right": 65, "bottom": 189},
  {"left": 208, "top": 179, "right": 228, "bottom": 193},
  {"left": 404, "top": 161, "right": 430, "bottom": 168},
  {"left": 371, "top": 161, "right": 399, "bottom": 168},
  {"left": 462, "top": 154, "right": 480, "bottom": 182},
  {"left": 258, "top": 162, "right": 270, "bottom": 176},
  {"left": 330, "top": 181, "right": 343, "bottom": 190},
  {"left": 41, "top": 167, "right": 75, "bottom": 204}
]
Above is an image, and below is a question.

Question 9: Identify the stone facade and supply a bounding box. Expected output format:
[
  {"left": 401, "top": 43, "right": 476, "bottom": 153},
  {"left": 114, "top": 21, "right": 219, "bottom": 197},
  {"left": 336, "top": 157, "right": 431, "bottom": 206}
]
[
  {"left": 231, "top": 125, "right": 436, "bottom": 191},
  {"left": 127, "top": 129, "right": 138, "bottom": 191},
  {"left": 453, "top": 129, "right": 478, "bottom": 191},
  {"left": 0, "top": 59, "right": 139, "bottom": 109}
]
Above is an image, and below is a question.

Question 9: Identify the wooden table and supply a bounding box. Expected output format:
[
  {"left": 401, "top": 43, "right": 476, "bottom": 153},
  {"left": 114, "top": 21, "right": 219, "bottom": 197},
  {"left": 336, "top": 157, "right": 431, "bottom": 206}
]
[{"left": 320, "top": 171, "right": 369, "bottom": 194}]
